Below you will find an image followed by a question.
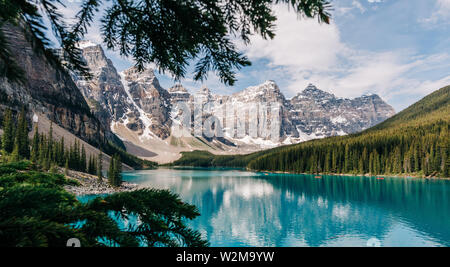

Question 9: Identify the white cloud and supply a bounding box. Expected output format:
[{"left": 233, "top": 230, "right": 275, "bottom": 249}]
[
  {"left": 438, "top": 0, "right": 450, "bottom": 9},
  {"left": 436, "top": 0, "right": 450, "bottom": 18},
  {"left": 237, "top": 4, "right": 450, "bottom": 111},
  {"left": 352, "top": 1, "right": 366, "bottom": 13},
  {"left": 242, "top": 5, "right": 342, "bottom": 72},
  {"left": 420, "top": 0, "right": 450, "bottom": 24}
]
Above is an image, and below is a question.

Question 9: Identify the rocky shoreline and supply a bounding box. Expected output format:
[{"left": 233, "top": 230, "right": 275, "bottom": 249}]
[
  {"left": 62, "top": 169, "right": 139, "bottom": 196},
  {"left": 246, "top": 168, "right": 449, "bottom": 180}
]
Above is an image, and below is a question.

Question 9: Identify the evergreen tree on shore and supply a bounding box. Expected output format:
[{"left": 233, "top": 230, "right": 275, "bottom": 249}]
[
  {"left": 81, "top": 145, "right": 87, "bottom": 173},
  {"left": 108, "top": 156, "right": 114, "bottom": 184},
  {"left": 9, "top": 137, "right": 20, "bottom": 162},
  {"left": 108, "top": 154, "right": 122, "bottom": 187},
  {"left": 1, "top": 109, "right": 14, "bottom": 153},
  {"left": 30, "top": 125, "right": 39, "bottom": 163},
  {"left": 114, "top": 155, "right": 122, "bottom": 186},
  {"left": 64, "top": 158, "right": 69, "bottom": 176},
  {"left": 16, "top": 107, "right": 29, "bottom": 159},
  {"left": 97, "top": 151, "right": 103, "bottom": 182}
]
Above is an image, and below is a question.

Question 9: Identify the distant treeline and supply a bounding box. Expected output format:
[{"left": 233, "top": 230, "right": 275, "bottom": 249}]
[
  {"left": 173, "top": 86, "right": 450, "bottom": 178},
  {"left": 169, "top": 150, "right": 264, "bottom": 168},
  {"left": 102, "top": 141, "right": 157, "bottom": 170}
]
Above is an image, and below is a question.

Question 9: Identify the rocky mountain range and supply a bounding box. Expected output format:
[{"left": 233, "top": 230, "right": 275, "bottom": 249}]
[{"left": 71, "top": 42, "right": 396, "bottom": 162}]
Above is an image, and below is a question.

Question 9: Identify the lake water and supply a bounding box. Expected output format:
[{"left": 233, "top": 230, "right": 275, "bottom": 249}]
[{"left": 90, "top": 168, "right": 450, "bottom": 247}]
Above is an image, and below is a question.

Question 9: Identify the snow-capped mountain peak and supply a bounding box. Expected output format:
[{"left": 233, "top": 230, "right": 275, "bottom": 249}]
[
  {"left": 299, "top": 84, "right": 335, "bottom": 100},
  {"left": 77, "top": 40, "right": 99, "bottom": 49},
  {"left": 169, "top": 84, "right": 188, "bottom": 94}
]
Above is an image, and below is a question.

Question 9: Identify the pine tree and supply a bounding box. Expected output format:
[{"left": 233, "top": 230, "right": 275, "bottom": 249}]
[
  {"left": 441, "top": 148, "right": 448, "bottom": 176},
  {"left": 114, "top": 155, "right": 122, "bottom": 187},
  {"left": 435, "top": 143, "right": 442, "bottom": 173},
  {"left": 64, "top": 158, "right": 69, "bottom": 176},
  {"left": 413, "top": 142, "right": 420, "bottom": 172},
  {"left": 423, "top": 154, "right": 430, "bottom": 176},
  {"left": 87, "top": 155, "right": 97, "bottom": 175},
  {"left": 97, "top": 151, "right": 103, "bottom": 181},
  {"left": 87, "top": 155, "right": 93, "bottom": 174},
  {"left": 358, "top": 158, "right": 364, "bottom": 174},
  {"left": 108, "top": 154, "right": 122, "bottom": 187},
  {"left": 16, "top": 107, "right": 29, "bottom": 159},
  {"left": 108, "top": 156, "right": 115, "bottom": 186},
  {"left": 393, "top": 147, "right": 402, "bottom": 174},
  {"left": 81, "top": 145, "right": 87, "bottom": 173},
  {"left": 48, "top": 122, "right": 53, "bottom": 162},
  {"left": 444, "top": 152, "right": 449, "bottom": 177},
  {"left": 373, "top": 150, "right": 380, "bottom": 175},
  {"left": 38, "top": 135, "right": 46, "bottom": 166},
  {"left": 331, "top": 149, "right": 337, "bottom": 173},
  {"left": 59, "top": 137, "right": 65, "bottom": 166},
  {"left": 324, "top": 151, "right": 331, "bottom": 173},
  {"left": 344, "top": 144, "right": 350, "bottom": 173},
  {"left": 68, "top": 142, "right": 75, "bottom": 170},
  {"left": 30, "top": 125, "right": 39, "bottom": 163},
  {"left": 76, "top": 140, "right": 81, "bottom": 171},
  {"left": 1, "top": 109, "right": 14, "bottom": 153},
  {"left": 92, "top": 157, "right": 97, "bottom": 176},
  {"left": 9, "top": 137, "right": 20, "bottom": 163},
  {"left": 362, "top": 147, "right": 368, "bottom": 173}
]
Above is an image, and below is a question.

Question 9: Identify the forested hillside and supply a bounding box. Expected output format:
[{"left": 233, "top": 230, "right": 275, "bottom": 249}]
[{"left": 173, "top": 86, "right": 449, "bottom": 177}]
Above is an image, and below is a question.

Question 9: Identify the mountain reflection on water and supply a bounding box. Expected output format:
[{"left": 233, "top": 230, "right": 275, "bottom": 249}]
[{"left": 95, "top": 168, "right": 450, "bottom": 247}]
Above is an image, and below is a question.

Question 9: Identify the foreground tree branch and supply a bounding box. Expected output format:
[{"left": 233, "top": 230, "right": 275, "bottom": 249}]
[{"left": 0, "top": 0, "right": 331, "bottom": 86}]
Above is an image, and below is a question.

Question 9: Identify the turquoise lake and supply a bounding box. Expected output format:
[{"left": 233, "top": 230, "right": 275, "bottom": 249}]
[{"left": 86, "top": 168, "right": 450, "bottom": 247}]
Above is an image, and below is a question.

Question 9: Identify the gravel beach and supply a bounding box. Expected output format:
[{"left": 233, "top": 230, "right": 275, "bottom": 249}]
[{"left": 62, "top": 168, "right": 139, "bottom": 196}]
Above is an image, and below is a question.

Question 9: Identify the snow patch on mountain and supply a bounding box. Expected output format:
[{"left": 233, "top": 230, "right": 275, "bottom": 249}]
[
  {"left": 77, "top": 40, "right": 98, "bottom": 49},
  {"left": 119, "top": 72, "right": 159, "bottom": 141},
  {"left": 331, "top": 115, "right": 348, "bottom": 124}
]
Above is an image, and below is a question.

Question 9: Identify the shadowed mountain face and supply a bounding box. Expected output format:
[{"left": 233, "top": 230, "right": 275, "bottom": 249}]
[
  {"left": 73, "top": 41, "right": 135, "bottom": 129},
  {"left": 74, "top": 43, "right": 396, "bottom": 153},
  {"left": 0, "top": 25, "right": 115, "bottom": 148}
]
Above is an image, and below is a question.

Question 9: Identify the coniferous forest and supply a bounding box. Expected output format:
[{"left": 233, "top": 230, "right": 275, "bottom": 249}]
[
  {"left": 0, "top": 108, "right": 124, "bottom": 183},
  {"left": 0, "top": 107, "right": 157, "bottom": 179}
]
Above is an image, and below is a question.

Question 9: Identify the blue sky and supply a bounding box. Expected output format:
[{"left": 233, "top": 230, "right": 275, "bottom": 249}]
[{"left": 55, "top": 0, "right": 450, "bottom": 111}]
